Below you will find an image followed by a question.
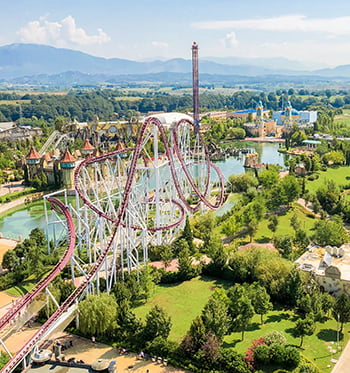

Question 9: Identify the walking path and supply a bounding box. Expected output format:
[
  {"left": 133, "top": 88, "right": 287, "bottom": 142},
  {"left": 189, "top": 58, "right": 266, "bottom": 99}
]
[{"left": 331, "top": 339, "right": 350, "bottom": 373}]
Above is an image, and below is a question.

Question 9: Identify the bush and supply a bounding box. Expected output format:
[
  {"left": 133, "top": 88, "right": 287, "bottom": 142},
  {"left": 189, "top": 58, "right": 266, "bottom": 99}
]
[
  {"left": 298, "top": 363, "right": 317, "bottom": 373},
  {"left": 145, "top": 336, "right": 178, "bottom": 358},
  {"left": 283, "top": 346, "right": 300, "bottom": 368},
  {"left": 307, "top": 174, "right": 319, "bottom": 181},
  {"left": 253, "top": 345, "right": 270, "bottom": 364},
  {"left": 264, "top": 331, "right": 287, "bottom": 346},
  {"left": 269, "top": 343, "right": 285, "bottom": 364}
]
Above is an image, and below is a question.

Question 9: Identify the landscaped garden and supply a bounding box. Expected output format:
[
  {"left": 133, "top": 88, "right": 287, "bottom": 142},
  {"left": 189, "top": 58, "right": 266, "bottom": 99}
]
[{"left": 134, "top": 276, "right": 348, "bottom": 373}]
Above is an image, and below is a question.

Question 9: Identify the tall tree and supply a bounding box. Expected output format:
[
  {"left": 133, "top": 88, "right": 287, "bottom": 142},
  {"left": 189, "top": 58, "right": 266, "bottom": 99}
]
[
  {"left": 142, "top": 305, "right": 172, "bottom": 342},
  {"left": 78, "top": 293, "right": 118, "bottom": 337},
  {"left": 249, "top": 283, "right": 272, "bottom": 324},
  {"left": 181, "top": 217, "right": 195, "bottom": 253},
  {"left": 202, "top": 291, "right": 230, "bottom": 341},
  {"left": 294, "top": 315, "right": 315, "bottom": 347},
  {"left": 333, "top": 294, "right": 350, "bottom": 332}
]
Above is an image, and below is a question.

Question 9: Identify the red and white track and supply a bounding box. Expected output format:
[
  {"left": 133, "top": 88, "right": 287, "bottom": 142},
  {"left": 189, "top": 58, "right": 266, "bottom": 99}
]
[{"left": 0, "top": 116, "right": 224, "bottom": 373}]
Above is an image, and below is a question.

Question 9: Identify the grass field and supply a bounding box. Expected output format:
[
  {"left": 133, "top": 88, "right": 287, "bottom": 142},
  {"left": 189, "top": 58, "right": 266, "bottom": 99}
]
[
  {"left": 306, "top": 166, "right": 350, "bottom": 195},
  {"left": 133, "top": 276, "right": 348, "bottom": 373},
  {"left": 133, "top": 276, "right": 230, "bottom": 341},
  {"left": 253, "top": 205, "right": 316, "bottom": 244}
]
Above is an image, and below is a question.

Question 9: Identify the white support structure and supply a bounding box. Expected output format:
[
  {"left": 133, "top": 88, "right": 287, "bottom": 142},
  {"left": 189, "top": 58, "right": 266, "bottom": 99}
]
[{"left": 44, "top": 113, "right": 224, "bottom": 295}]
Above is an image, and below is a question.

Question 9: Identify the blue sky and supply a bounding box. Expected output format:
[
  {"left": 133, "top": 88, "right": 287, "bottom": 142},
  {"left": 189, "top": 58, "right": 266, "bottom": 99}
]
[{"left": 2, "top": 0, "right": 350, "bottom": 67}]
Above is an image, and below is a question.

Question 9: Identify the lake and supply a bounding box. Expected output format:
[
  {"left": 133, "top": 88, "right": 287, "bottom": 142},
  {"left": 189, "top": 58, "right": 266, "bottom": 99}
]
[{"left": 0, "top": 142, "right": 286, "bottom": 239}]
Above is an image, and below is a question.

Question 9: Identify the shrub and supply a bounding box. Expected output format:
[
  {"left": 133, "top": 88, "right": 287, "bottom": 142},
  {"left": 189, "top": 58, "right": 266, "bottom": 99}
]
[
  {"left": 264, "top": 331, "right": 287, "bottom": 346},
  {"left": 145, "top": 336, "right": 178, "bottom": 358},
  {"left": 307, "top": 174, "right": 319, "bottom": 181},
  {"left": 298, "top": 363, "right": 317, "bottom": 373},
  {"left": 269, "top": 343, "right": 285, "bottom": 364},
  {"left": 283, "top": 346, "right": 300, "bottom": 368},
  {"left": 253, "top": 344, "right": 270, "bottom": 364}
]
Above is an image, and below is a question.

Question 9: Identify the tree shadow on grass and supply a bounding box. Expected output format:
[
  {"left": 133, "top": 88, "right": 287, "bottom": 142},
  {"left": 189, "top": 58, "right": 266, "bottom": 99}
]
[
  {"left": 285, "top": 327, "right": 296, "bottom": 337},
  {"left": 265, "top": 312, "right": 290, "bottom": 324},
  {"left": 222, "top": 339, "right": 241, "bottom": 349},
  {"left": 246, "top": 322, "right": 260, "bottom": 332},
  {"left": 317, "top": 328, "right": 343, "bottom": 342},
  {"left": 255, "top": 236, "right": 271, "bottom": 243}
]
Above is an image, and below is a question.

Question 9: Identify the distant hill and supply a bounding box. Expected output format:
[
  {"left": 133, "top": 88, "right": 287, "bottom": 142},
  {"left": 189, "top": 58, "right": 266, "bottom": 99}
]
[
  {"left": 0, "top": 43, "right": 299, "bottom": 79},
  {"left": 1, "top": 43, "right": 350, "bottom": 87}
]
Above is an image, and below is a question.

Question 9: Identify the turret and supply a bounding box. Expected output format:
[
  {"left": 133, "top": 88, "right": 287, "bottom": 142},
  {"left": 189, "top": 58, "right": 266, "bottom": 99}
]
[
  {"left": 60, "top": 150, "right": 76, "bottom": 189},
  {"left": 81, "top": 139, "right": 95, "bottom": 157},
  {"left": 25, "top": 147, "right": 41, "bottom": 179}
]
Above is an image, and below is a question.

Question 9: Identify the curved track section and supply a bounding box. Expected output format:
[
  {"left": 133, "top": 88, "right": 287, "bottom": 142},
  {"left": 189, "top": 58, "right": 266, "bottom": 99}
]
[
  {"left": 75, "top": 116, "right": 225, "bottom": 224},
  {"left": 0, "top": 197, "right": 76, "bottom": 373}
]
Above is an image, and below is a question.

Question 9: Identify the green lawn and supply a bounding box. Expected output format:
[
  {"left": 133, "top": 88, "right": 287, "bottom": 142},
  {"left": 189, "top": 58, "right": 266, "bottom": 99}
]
[
  {"left": 133, "top": 276, "right": 230, "bottom": 341},
  {"left": 134, "top": 277, "right": 348, "bottom": 373},
  {"left": 254, "top": 206, "right": 317, "bottom": 244},
  {"left": 306, "top": 166, "right": 350, "bottom": 195},
  {"left": 5, "top": 280, "right": 37, "bottom": 296},
  {"left": 224, "top": 309, "right": 349, "bottom": 373}
]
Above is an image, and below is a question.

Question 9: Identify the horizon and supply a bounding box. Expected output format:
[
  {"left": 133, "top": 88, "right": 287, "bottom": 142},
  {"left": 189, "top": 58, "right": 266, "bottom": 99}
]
[{"left": 1, "top": 0, "right": 350, "bottom": 69}]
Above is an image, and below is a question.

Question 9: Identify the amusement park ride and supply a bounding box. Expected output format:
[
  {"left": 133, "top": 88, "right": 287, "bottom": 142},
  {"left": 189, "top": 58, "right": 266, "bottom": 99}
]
[{"left": 0, "top": 43, "right": 225, "bottom": 373}]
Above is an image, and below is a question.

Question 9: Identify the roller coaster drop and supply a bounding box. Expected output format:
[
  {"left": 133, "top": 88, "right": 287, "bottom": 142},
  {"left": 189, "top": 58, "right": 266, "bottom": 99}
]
[{"left": 0, "top": 115, "right": 225, "bottom": 373}]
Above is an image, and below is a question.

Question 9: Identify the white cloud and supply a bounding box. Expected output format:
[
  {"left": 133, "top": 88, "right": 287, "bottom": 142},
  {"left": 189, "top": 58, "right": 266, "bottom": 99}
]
[
  {"left": 193, "top": 15, "right": 350, "bottom": 36},
  {"left": 221, "top": 31, "right": 239, "bottom": 48},
  {"left": 151, "top": 41, "right": 168, "bottom": 48},
  {"left": 18, "top": 16, "right": 110, "bottom": 46}
]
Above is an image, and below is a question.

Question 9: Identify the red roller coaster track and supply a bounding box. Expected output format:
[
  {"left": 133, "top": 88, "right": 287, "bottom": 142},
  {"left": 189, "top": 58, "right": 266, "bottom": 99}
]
[{"left": 0, "top": 116, "right": 225, "bottom": 373}]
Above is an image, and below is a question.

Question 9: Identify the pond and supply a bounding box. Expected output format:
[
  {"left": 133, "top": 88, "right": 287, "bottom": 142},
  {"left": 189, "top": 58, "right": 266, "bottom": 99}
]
[{"left": 0, "top": 142, "right": 286, "bottom": 239}]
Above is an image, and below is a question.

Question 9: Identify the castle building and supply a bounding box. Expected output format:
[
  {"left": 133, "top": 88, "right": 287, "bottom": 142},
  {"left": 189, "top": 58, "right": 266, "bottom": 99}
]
[{"left": 273, "top": 101, "right": 317, "bottom": 128}]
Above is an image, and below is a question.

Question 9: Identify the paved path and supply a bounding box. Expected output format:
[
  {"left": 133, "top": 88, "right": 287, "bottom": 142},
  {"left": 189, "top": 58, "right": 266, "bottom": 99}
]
[{"left": 331, "top": 339, "right": 350, "bottom": 373}]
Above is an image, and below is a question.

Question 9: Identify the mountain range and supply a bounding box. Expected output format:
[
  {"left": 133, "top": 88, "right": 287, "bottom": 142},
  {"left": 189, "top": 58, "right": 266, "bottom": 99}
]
[{"left": 2, "top": 43, "right": 350, "bottom": 85}]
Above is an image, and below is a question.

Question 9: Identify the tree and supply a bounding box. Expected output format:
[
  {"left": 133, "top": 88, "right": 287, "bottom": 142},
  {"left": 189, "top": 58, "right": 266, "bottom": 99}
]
[
  {"left": 280, "top": 175, "right": 301, "bottom": 204},
  {"left": 273, "top": 235, "right": 293, "bottom": 259},
  {"left": 249, "top": 283, "right": 272, "bottom": 324},
  {"left": 333, "top": 293, "right": 350, "bottom": 332},
  {"left": 160, "top": 246, "right": 173, "bottom": 270},
  {"left": 294, "top": 315, "right": 315, "bottom": 347},
  {"left": 181, "top": 217, "right": 195, "bottom": 253},
  {"left": 178, "top": 242, "right": 194, "bottom": 280},
  {"left": 201, "top": 290, "right": 230, "bottom": 340},
  {"left": 283, "top": 267, "right": 303, "bottom": 307},
  {"left": 2, "top": 250, "right": 18, "bottom": 271},
  {"left": 234, "top": 295, "right": 255, "bottom": 340},
  {"left": 267, "top": 214, "right": 278, "bottom": 233},
  {"left": 222, "top": 214, "right": 240, "bottom": 237},
  {"left": 313, "top": 219, "right": 349, "bottom": 247},
  {"left": 78, "top": 293, "right": 117, "bottom": 337},
  {"left": 180, "top": 316, "right": 206, "bottom": 356},
  {"left": 142, "top": 305, "right": 172, "bottom": 342},
  {"left": 228, "top": 173, "right": 258, "bottom": 193}
]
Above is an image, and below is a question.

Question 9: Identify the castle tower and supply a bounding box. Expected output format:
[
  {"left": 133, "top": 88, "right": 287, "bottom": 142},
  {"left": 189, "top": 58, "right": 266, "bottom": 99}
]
[
  {"left": 256, "top": 100, "right": 263, "bottom": 122},
  {"left": 60, "top": 150, "right": 76, "bottom": 189},
  {"left": 81, "top": 139, "right": 95, "bottom": 158},
  {"left": 284, "top": 100, "right": 293, "bottom": 125},
  {"left": 25, "top": 147, "right": 41, "bottom": 179}
]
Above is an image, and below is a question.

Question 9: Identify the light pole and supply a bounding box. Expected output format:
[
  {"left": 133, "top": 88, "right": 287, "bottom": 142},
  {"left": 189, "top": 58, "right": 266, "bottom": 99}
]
[{"left": 337, "top": 313, "right": 340, "bottom": 350}]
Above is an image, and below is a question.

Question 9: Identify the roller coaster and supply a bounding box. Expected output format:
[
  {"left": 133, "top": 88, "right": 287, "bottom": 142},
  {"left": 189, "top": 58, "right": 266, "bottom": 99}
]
[{"left": 0, "top": 114, "right": 225, "bottom": 373}]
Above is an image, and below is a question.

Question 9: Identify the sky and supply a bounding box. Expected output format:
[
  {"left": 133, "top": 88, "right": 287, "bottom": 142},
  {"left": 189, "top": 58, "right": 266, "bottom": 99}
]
[{"left": 2, "top": 0, "right": 350, "bottom": 68}]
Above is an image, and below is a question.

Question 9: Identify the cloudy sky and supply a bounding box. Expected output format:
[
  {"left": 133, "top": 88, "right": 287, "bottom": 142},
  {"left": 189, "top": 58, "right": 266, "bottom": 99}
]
[{"left": 2, "top": 0, "right": 350, "bottom": 67}]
